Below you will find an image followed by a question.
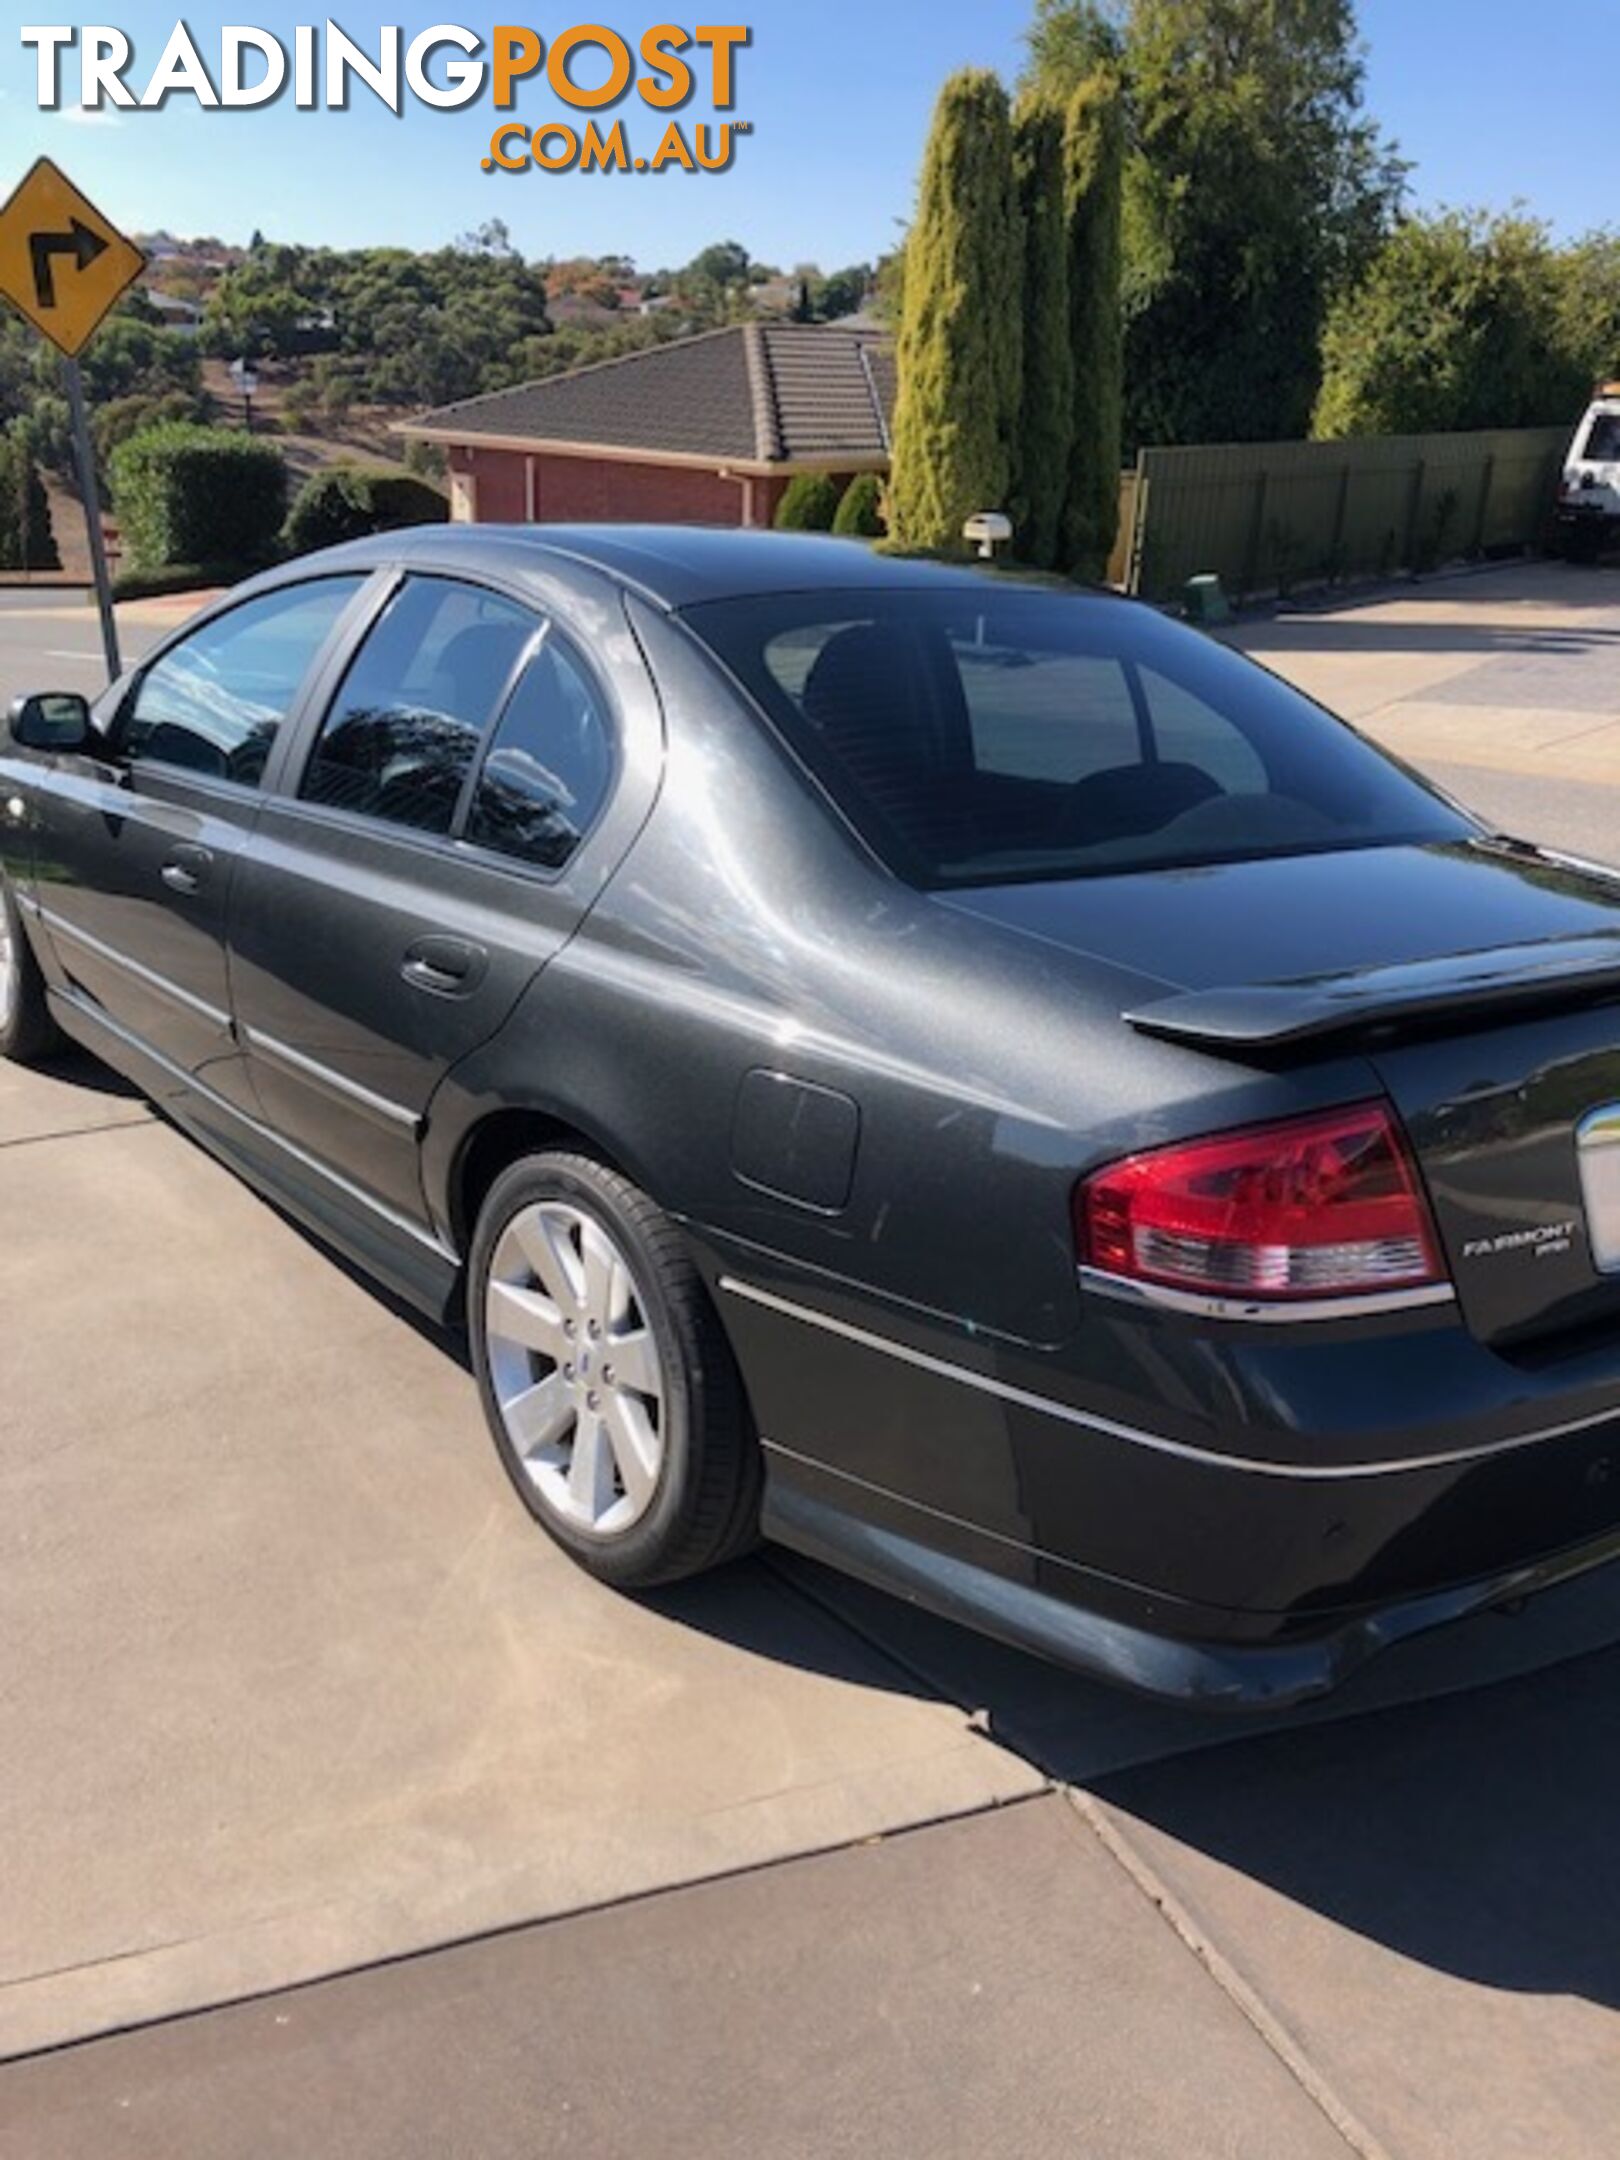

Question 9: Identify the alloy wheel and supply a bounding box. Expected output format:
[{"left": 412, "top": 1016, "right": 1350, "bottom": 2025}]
[{"left": 484, "top": 1200, "right": 668, "bottom": 1537}]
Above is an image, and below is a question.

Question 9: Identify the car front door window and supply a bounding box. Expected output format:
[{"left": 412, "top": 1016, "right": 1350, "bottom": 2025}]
[{"left": 122, "top": 578, "right": 367, "bottom": 788}]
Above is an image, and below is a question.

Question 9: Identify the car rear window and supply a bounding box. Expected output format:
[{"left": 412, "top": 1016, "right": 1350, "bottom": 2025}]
[
  {"left": 682, "top": 588, "right": 1472, "bottom": 888},
  {"left": 1581, "top": 412, "right": 1620, "bottom": 462}
]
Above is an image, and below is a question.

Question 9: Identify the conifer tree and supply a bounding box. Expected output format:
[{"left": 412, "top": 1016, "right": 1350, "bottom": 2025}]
[
  {"left": 1060, "top": 72, "right": 1125, "bottom": 578},
  {"left": 889, "top": 70, "right": 1023, "bottom": 553},
  {"left": 1010, "top": 98, "right": 1074, "bottom": 568}
]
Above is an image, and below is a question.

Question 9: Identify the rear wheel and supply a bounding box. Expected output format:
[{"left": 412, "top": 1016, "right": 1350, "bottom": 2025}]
[
  {"left": 0, "top": 877, "right": 61, "bottom": 1064},
  {"left": 469, "top": 1149, "right": 761, "bottom": 1588}
]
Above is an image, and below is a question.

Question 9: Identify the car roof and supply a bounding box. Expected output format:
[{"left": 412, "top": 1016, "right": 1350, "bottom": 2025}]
[{"left": 306, "top": 522, "right": 1104, "bottom": 613}]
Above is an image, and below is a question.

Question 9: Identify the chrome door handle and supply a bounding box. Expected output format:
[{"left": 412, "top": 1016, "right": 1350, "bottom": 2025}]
[
  {"left": 161, "top": 845, "right": 212, "bottom": 897},
  {"left": 402, "top": 936, "right": 486, "bottom": 996}
]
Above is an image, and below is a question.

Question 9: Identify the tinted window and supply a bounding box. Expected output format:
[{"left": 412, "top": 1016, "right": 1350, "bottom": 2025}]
[
  {"left": 301, "top": 578, "right": 537, "bottom": 835},
  {"left": 466, "top": 636, "right": 614, "bottom": 870},
  {"left": 685, "top": 588, "right": 1473, "bottom": 889},
  {"left": 123, "top": 579, "right": 364, "bottom": 786},
  {"left": 1582, "top": 412, "right": 1620, "bottom": 462}
]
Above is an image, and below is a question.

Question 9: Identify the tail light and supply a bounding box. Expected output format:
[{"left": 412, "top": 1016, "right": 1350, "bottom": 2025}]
[{"left": 1078, "top": 1102, "right": 1446, "bottom": 1303}]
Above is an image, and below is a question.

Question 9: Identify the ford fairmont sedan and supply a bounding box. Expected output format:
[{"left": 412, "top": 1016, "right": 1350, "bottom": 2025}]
[{"left": 8, "top": 527, "right": 1620, "bottom": 1706}]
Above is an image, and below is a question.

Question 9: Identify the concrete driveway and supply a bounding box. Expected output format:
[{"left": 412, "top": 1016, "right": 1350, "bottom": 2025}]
[{"left": 6, "top": 563, "right": 1620, "bottom": 2157}]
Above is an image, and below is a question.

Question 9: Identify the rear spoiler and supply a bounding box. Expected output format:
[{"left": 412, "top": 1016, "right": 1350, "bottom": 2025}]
[{"left": 1125, "top": 934, "right": 1620, "bottom": 1052}]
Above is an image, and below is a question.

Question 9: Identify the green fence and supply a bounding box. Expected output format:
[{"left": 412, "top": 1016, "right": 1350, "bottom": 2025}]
[{"left": 1119, "top": 426, "right": 1568, "bottom": 603}]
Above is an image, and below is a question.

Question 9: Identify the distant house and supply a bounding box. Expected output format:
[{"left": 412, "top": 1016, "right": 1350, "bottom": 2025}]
[
  {"left": 400, "top": 323, "right": 895, "bottom": 530},
  {"left": 146, "top": 290, "right": 203, "bottom": 336}
]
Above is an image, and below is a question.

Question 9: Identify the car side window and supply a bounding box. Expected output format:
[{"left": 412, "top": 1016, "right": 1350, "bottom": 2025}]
[
  {"left": 464, "top": 634, "right": 615, "bottom": 871},
  {"left": 300, "top": 577, "right": 538, "bottom": 836},
  {"left": 1138, "top": 668, "right": 1268, "bottom": 796},
  {"left": 122, "top": 578, "right": 365, "bottom": 787}
]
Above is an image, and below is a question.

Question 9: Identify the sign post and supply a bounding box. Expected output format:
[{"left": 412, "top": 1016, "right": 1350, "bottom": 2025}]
[{"left": 0, "top": 158, "right": 148, "bottom": 684}]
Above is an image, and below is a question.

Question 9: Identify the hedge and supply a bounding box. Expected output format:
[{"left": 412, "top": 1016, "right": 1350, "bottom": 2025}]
[
  {"left": 109, "top": 424, "right": 288, "bottom": 575},
  {"left": 774, "top": 473, "right": 844, "bottom": 532},
  {"left": 832, "top": 472, "right": 887, "bottom": 538},
  {"left": 0, "top": 435, "right": 59, "bottom": 572},
  {"left": 284, "top": 465, "right": 449, "bottom": 555}
]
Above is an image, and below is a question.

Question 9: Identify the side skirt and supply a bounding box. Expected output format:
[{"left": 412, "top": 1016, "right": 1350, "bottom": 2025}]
[{"left": 48, "top": 986, "right": 462, "bottom": 1323}]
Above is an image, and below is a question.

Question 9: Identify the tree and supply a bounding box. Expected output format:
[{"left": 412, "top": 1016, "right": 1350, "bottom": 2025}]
[
  {"left": 1118, "top": 0, "right": 1403, "bottom": 447},
  {"left": 1009, "top": 99, "right": 1073, "bottom": 568},
  {"left": 1060, "top": 73, "right": 1126, "bottom": 576},
  {"left": 1022, "top": 0, "right": 1124, "bottom": 97},
  {"left": 888, "top": 69, "right": 1024, "bottom": 553},
  {"left": 0, "top": 429, "right": 59, "bottom": 571},
  {"left": 1314, "top": 210, "right": 1591, "bottom": 439},
  {"left": 813, "top": 265, "right": 872, "bottom": 321}
]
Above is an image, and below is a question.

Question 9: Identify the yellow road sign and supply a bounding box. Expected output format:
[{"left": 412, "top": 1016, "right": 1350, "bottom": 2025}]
[{"left": 0, "top": 158, "right": 147, "bottom": 358}]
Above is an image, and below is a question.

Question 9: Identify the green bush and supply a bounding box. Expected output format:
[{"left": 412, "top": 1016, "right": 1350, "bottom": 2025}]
[
  {"left": 109, "top": 425, "right": 287, "bottom": 575},
  {"left": 111, "top": 562, "right": 247, "bottom": 601},
  {"left": 0, "top": 434, "right": 60, "bottom": 572},
  {"left": 284, "top": 465, "right": 450, "bottom": 556},
  {"left": 832, "top": 471, "right": 887, "bottom": 538},
  {"left": 774, "top": 473, "right": 844, "bottom": 532}
]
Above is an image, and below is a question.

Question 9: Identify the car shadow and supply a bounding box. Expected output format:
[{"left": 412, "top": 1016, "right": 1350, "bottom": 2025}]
[{"left": 1095, "top": 1639, "right": 1620, "bottom": 2009}]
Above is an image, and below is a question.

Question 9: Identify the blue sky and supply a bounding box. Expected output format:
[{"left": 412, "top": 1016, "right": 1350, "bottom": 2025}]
[{"left": 0, "top": 4, "right": 1605, "bottom": 270}]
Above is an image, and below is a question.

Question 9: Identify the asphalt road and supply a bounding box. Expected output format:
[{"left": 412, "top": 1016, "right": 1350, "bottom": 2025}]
[{"left": 5, "top": 564, "right": 1620, "bottom": 2159}]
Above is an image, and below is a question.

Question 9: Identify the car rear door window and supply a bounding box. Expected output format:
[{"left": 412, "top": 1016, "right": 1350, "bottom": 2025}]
[
  {"left": 300, "top": 578, "right": 538, "bottom": 835},
  {"left": 122, "top": 578, "right": 365, "bottom": 787},
  {"left": 465, "top": 634, "right": 614, "bottom": 871}
]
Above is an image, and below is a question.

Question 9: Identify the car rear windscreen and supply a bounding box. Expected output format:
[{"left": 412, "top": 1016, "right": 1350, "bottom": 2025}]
[
  {"left": 682, "top": 587, "right": 1473, "bottom": 888},
  {"left": 1582, "top": 412, "right": 1620, "bottom": 462}
]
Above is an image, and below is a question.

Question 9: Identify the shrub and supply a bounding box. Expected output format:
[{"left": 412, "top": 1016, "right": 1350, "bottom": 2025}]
[
  {"left": 110, "top": 424, "right": 287, "bottom": 574},
  {"left": 0, "top": 433, "right": 60, "bottom": 571},
  {"left": 888, "top": 69, "right": 1024, "bottom": 553},
  {"left": 284, "top": 465, "right": 449, "bottom": 556},
  {"left": 112, "top": 562, "right": 246, "bottom": 601},
  {"left": 774, "top": 473, "right": 843, "bottom": 532},
  {"left": 832, "top": 471, "right": 887, "bottom": 538}
]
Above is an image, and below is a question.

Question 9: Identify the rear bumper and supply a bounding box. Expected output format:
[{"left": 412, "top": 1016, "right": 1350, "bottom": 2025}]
[
  {"left": 765, "top": 1455, "right": 1620, "bottom": 1709},
  {"left": 713, "top": 1260, "right": 1620, "bottom": 1705}
]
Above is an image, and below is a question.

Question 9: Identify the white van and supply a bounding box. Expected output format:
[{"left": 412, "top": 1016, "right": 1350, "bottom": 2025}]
[{"left": 1556, "top": 386, "right": 1620, "bottom": 559}]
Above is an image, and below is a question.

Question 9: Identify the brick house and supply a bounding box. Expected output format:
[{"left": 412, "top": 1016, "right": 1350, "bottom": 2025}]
[{"left": 399, "top": 323, "right": 894, "bottom": 531}]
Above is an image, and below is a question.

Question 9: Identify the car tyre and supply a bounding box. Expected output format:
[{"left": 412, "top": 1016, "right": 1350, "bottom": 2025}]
[
  {"left": 470, "top": 1149, "right": 762, "bottom": 1588},
  {"left": 0, "top": 876, "right": 61, "bottom": 1064}
]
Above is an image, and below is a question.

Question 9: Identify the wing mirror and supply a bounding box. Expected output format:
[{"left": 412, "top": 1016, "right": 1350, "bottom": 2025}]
[{"left": 8, "top": 692, "right": 93, "bottom": 753}]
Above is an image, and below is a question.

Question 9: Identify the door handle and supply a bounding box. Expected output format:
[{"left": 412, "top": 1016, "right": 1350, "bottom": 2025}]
[
  {"left": 402, "top": 935, "right": 487, "bottom": 996},
  {"left": 160, "top": 845, "right": 212, "bottom": 897}
]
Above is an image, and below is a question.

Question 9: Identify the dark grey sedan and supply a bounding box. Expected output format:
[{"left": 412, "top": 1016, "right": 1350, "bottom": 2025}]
[{"left": 7, "top": 525, "right": 1620, "bottom": 1706}]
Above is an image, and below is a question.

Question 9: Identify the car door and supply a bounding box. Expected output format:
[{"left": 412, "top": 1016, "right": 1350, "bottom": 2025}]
[
  {"left": 227, "top": 571, "right": 625, "bottom": 1229},
  {"left": 24, "top": 574, "right": 373, "bottom": 1096}
]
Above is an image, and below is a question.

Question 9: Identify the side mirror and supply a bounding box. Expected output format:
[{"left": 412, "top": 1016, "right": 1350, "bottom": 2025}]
[{"left": 8, "top": 692, "right": 93, "bottom": 753}]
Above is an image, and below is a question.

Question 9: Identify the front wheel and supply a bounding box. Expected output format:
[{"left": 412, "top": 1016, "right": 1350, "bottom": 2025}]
[
  {"left": 0, "top": 877, "right": 61, "bottom": 1064},
  {"left": 469, "top": 1149, "right": 761, "bottom": 1588}
]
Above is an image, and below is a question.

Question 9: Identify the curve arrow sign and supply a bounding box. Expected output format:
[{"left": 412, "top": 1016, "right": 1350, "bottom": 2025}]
[{"left": 30, "top": 218, "right": 109, "bottom": 311}]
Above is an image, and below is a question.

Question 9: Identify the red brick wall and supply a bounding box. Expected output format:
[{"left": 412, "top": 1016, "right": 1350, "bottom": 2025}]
[{"left": 448, "top": 444, "right": 793, "bottom": 528}]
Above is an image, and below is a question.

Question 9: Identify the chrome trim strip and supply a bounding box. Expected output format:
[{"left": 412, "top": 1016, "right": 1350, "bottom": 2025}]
[
  {"left": 48, "top": 986, "right": 452, "bottom": 1263},
  {"left": 39, "top": 905, "right": 230, "bottom": 1031},
  {"left": 719, "top": 1276, "right": 1620, "bottom": 1481},
  {"left": 1077, "top": 1264, "right": 1457, "bottom": 1325},
  {"left": 242, "top": 1025, "right": 420, "bottom": 1133}
]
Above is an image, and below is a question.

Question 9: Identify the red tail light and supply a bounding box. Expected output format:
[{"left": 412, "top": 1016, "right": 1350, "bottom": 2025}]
[{"left": 1078, "top": 1102, "right": 1446, "bottom": 1303}]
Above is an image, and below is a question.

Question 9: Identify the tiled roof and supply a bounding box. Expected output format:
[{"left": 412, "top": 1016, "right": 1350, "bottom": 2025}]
[{"left": 406, "top": 323, "right": 894, "bottom": 468}]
